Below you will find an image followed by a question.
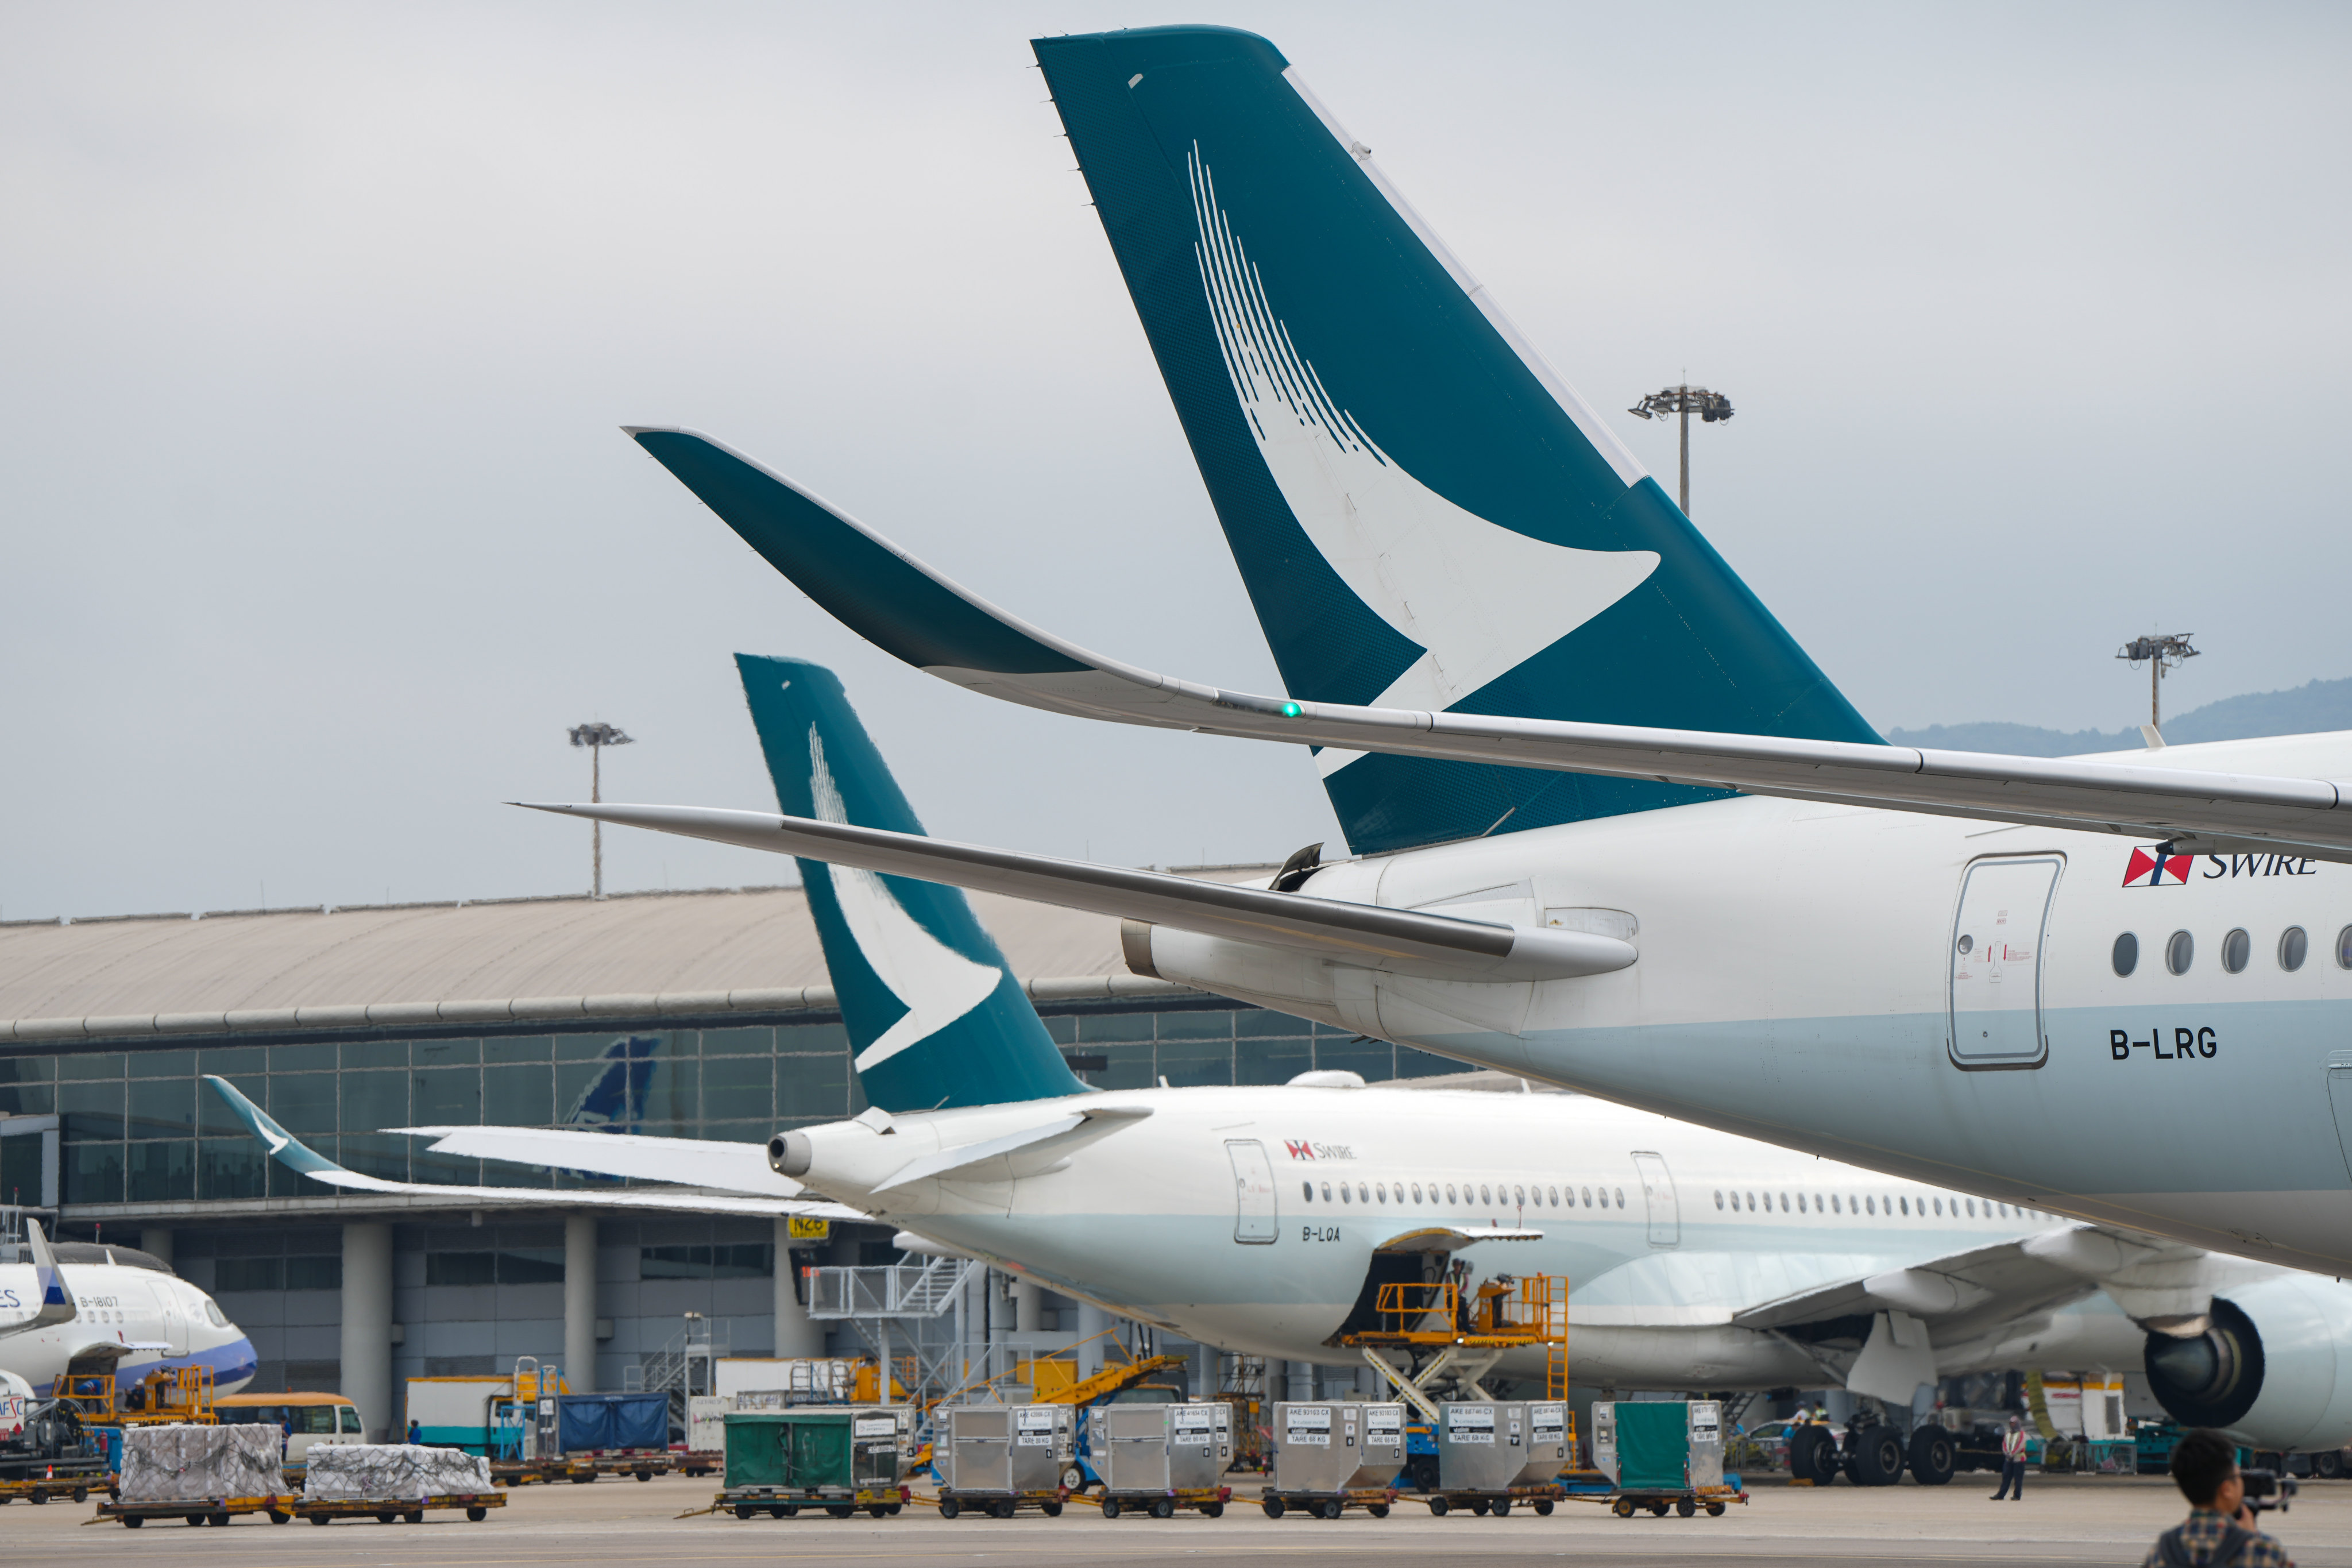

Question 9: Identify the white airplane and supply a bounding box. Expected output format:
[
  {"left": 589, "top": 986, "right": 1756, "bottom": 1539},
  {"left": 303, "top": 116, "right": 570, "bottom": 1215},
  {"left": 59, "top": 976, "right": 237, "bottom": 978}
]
[
  {"left": 0, "top": 1216, "right": 257, "bottom": 1397},
  {"left": 450, "top": 657, "right": 2352, "bottom": 1467},
  {"left": 560, "top": 28, "right": 2352, "bottom": 1309}
]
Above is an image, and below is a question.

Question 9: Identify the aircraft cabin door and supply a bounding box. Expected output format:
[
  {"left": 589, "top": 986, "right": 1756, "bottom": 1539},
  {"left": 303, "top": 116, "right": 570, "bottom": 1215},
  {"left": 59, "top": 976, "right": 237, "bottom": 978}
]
[
  {"left": 1631, "top": 1152, "right": 1679, "bottom": 1248},
  {"left": 1225, "top": 1140, "right": 1277, "bottom": 1245},
  {"left": 1948, "top": 855, "right": 2063, "bottom": 1070}
]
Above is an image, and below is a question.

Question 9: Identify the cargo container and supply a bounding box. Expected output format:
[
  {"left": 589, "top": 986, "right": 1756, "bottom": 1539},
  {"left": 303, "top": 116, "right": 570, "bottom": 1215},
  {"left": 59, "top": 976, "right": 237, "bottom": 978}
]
[
  {"left": 1593, "top": 1400, "right": 1743, "bottom": 1519},
  {"left": 1260, "top": 1402, "right": 1405, "bottom": 1519},
  {"left": 1084, "top": 1402, "right": 1232, "bottom": 1518},
  {"left": 1416, "top": 1400, "right": 1573, "bottom": 1516},
  {"left": 933, "top": 1404, "right": 1071, "bottom": 1518},
  {"left": 719, "top": 1408, "right": 905, "bottom": 1519}
]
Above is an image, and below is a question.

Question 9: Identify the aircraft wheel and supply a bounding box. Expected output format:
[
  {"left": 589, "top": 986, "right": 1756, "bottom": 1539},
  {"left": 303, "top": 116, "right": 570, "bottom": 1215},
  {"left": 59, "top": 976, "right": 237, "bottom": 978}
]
[
  {"left": 1789, "top": 1425, "right": 1842, "bottom": 1485},
  {"left": 1851, "top": 1425, "right": 1907, "bottom": 1488},
  {"left": 1100, "top": 1497, "right": 1121, "bottom": 1520},
  {"left": 1909, "top": 1426, "right": 1957, "bottom": 1486}
]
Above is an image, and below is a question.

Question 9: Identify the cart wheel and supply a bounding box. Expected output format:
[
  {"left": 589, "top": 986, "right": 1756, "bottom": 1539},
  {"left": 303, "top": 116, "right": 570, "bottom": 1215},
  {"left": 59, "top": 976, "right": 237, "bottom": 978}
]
[
  {"left": 268, "top": 1509, "right": 290, "bottom": 1524},
  {"left": 27, "top": 1492, "right": 45, "bottom": 1505},
  {"left": 635, "top": 1470, "right": 652, "bottom": 1482},
  {"left": 184, "top": 1515, "right": 206, "bottom": 1525},
  {"left": 1428, "top": 1497, "right": 1449, "bottom": 1516},
  {"left": 867, "top": 1505, "right": 887, "bottom": 1519},
  {"left": 939, "top": 1497, "right": 961, "bottom": 1520},
  {"left": 378, "top": 1512, "right": 397, "bottom": 1524},
  {"left": 1612, "top": 1497, "right": 1636, "bottom": 1518},
  {"left": 215, "top": 1512, "right": 235, "bottom": 1526},
  {"left": 734, "top": 1506, "right": 755, "bottom": 1520},
  {"left": 825, "top": 1503, "right": 854, "bottom": 1519},
  {"left": 1317, "top": 1499, "right": 1343, "bottom": 1520},
  {"left": 406, "top": 1511, "right": 424, "bottom": 1524},
  {"left": 466, "top": 1507, "right": 488, "bottom": 1521},
  {"left": 779, "top": 1505, "right": 798, "bottom": 1517},
  {"left": 1677, "top": 1498, "right": 1696, "bottom": 1518},
  {"left": 1040, "top": 1501, "right": 1061, "bottom": 1518},
  {"left": 1470, "top": 1498, "right": 1490, "bottom": 1516},
  {"left": 309, "top": 1515, "right": 331, "bottom": 1525},
  {"left": 1203, "top": 1502, "right": 1223, "bottom": 1518},
  {"left": 1100, "top": 1497, "right": 1122, "bottom": 1520},
  {"left": 1366, "top": 1503, "right": 1389, "bottom": 1518},
  {"left": 1262, "top": 1499, "right": 1284, "bottom": 1519},
  {"left": 1534, "top": 1500, "right": 1554, "bottom": 1516},
  {"left": 570, "top": 1473, "right": 593, "bottom": 1484},
  {"left": 1705, "top": 1502, "right": 1725, "bottom": 1517},
  {"left": 990, "top": 1497, "right": 1015, "bottom": 1519},
  {"left": 1151, "top": 1497, "right": 1175, "bottom": 1519},
  {"left": 1648, "top": 1501, "right": 1670, "bottom": 1517},
  {"left": 72, "top": 1488, "right": 88, "bottom": 1504},
  {"left": 122, "top": 1515, "right": 142, "bottom": 1528},
  {"left": 1493, "top": 1498, "right": 1512, "bottom": 1516},
  {"left": 1060, "top": 1466, "right": 1085, "bottom": 1491}
]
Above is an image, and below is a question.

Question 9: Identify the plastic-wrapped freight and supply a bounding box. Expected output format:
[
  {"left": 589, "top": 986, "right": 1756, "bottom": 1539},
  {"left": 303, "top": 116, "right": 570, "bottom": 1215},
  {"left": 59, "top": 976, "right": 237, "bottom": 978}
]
[
  {"left": 304, "top": 1443, "right": 495, "bottom": 1500},
  {"left": 118, "top": 1422, "right": 285, "bottom": 1501}
]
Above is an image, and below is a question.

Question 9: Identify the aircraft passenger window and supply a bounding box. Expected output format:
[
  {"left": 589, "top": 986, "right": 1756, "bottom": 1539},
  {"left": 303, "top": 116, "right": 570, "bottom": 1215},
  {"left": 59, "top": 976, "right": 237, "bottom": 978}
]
[
  {"left": 1341, "top": 1184, "right": 1352, "bottom": 1204},
  {"left": 1513, "top": 1184, "right": 1526, "bottom": 1207},
  {"left": 1747, "top": 1193, "right": 1757, "bottom": 1211},
  {"left": 1580, "top": 1187, "right": 1592, "bottom": 1207},
  {"left": 2112, "top": 932, "right": 2138, "bottom": 977},
  {"left": 1548, "top": 1186, "right": 1560, "bottom": 1206},
  {"left": 1778, "top": 1193, "right": 1789, "bottom": 1212},
  {"left": 2223, "top": 928, "right": 2251, "bottom": 974},
  {"left": 1714, "top": 1190, "right": 1724, "bottom": 1210},
  {"left": 1445, "top": 1184, "right": 1457, "bottom": 1203},
  {"left": 2338, "top": 925, "right": 2352, "bottom": 970},
  {"left": 2166, "top": 930, "right": 2194, "bottom": 975},
  {"left": 1411, "top": 1183, "right": 1422, "bottom": 1203},
  {"left": 1965, "top": 1199, "right": 1976, "bottom": 1217},
  {"left": 1832, "top": 1195, "right": 1843, "bottom": 1214},
  {"left": 1376, "top": 1183, "right": 1387, "bottom": 1203},
  {"left": 1614, "top": 1187, "right": 1625, "bottom": 1207},
  {"left": 1933, "top": 1198, "right": 1944, "bottom": 1215},
  {"left": 1322, "top": 1183, "right": 1333, "bottom": 1202},
  {"left": 1480, "top": 1184, "right": 1492, "bottom": 1204},
  {"left": 1796, "top": 1194, "right": 1806, "bottom": 1214},
  {"left": 1358, "top": 1183, "right": 1369, "bottom": 1203},
  {"left": 1303, "top": 1182, "right": 1314, "bottom": 1201},
  {"left": 1866, "top": 1196, "right": 1876, "bottom": 1215},
  {"left": 2281, "top": 927, "right": 2309, "bottom": 971}
]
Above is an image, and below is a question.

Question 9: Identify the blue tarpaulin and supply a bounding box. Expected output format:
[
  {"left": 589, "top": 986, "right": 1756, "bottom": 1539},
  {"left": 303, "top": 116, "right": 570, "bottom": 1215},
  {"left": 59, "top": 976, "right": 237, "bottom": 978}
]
[{"left": 556, "top": 1393, "right": 668, "bottom": 1453}]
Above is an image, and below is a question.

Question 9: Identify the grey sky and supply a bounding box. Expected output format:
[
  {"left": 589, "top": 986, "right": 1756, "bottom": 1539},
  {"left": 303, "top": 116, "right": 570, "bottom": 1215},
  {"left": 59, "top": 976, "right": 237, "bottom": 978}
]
[{"left": 5, "top": 2, "right": 2346, "bottom": 922}]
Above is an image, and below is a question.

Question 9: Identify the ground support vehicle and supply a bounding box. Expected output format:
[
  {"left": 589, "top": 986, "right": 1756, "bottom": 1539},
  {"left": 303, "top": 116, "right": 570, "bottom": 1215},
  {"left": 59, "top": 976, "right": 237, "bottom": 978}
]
[
  {"left": 292, "top": 1490, "right": 505, "bottom": 1525},
  {"left": 489, "top": 1455, "right": 598, "bottom": 1485},
  {"left": 94, "top": 1493, "right": 296, "bottom": 1527},
  {"left": 1097, "top": 1485, "right": 1230, "bottom": 1519},
  {"left": 718, "top": 1483, "right": 907, "bottom": 1519},
  {"left": 1259, "top": 1485, "right": 1397, "bottom": 1520},
  {"left": 1421, "top": 1482, "right": 1565, "bottom": 1517},
  {"left": 1604, "top": 1483, "right": 1748, "bottom": 1519},
  {"left": 0, "top": 1472, "right": 103, "bottom": 1504},
  {"left": 932, "top": 1486, "right": 1067, "bottom": 1519},
  {"left": 589, "top": 1450, "right": 672, "bottom": 1481}
]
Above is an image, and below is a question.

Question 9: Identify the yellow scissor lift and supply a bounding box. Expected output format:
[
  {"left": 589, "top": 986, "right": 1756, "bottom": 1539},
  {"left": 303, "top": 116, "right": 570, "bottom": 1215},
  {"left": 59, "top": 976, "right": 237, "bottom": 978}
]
[{"left": 1342, "top": 1275, "right": 1575, "bottom": 1516}]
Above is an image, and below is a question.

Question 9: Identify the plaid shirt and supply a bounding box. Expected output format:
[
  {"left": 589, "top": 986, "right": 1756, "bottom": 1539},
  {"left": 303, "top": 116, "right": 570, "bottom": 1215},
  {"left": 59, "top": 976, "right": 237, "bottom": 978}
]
[{"left": 2142, "top": 1509, "right": 2293, "bottom": 1567}]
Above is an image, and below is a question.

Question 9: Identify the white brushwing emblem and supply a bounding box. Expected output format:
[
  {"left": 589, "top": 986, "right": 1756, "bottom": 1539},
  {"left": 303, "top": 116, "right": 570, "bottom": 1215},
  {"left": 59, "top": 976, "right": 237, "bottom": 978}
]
[
  {"left": 807, "top": 725, "right": 1002, "bottom": 1071},
  {"left": 1189, "top": 147, "right": 1660, "bottom": 775}
]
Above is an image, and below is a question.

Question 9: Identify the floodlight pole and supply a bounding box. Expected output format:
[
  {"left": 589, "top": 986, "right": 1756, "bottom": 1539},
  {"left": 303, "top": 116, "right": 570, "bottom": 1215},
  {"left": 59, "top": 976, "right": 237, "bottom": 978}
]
[
  {"left": 568, "top": 723, "right": 635, "bottom": 899},
  {"left": 1626, "top": 384, "right": 1735, "bottom": 517},
  {"left": 2115, "top": 634, "right": 2199, "bottom": 733}
]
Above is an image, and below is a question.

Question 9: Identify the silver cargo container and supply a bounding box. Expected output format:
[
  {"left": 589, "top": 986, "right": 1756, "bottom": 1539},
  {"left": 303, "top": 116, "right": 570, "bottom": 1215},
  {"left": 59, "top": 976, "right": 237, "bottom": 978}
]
[
  {"left": 1435, "top": 1401, "right": 1567, "bottom": 1492},
  {"left": 1087, "top": 1402, "right": 1230, "bottom": 1494},
  {"left": 934, "top": 1404, "right": 1072, "bottom": 1497},
  {"left": 1268, "top": 1402, "right": 1405, "bottom": 1494}
]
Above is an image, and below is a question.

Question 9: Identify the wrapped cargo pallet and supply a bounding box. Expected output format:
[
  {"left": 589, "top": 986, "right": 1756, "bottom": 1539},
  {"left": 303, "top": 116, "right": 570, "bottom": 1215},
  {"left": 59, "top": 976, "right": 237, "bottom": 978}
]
[
  {"left": 118, "top": 1423, "right": 285, "bottom": 1501},
  {"left": 305, "top": 1444, "right": 495, "bottom": 1501}
]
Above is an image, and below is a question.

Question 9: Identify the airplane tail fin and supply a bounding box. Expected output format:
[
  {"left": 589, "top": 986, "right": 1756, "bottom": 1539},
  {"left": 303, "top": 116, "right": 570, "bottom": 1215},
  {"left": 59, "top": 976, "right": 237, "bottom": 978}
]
[
  {"left": 22, "top": 1218, "right": 75, "bottom": 1331},
  {"left": 736, "top": 655, "right": 1086, "bottom": 1111},
  {"left": 1032, "top": 26, "right": 1879, "bottom": 852}
]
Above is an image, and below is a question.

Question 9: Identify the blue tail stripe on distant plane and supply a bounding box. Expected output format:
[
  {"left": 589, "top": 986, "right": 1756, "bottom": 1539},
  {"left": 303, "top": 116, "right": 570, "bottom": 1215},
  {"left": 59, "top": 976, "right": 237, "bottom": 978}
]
[
  {"left": 1032, "top": 27, "right": 1882, "bottom": 852},
  {"left": 736, "top": 655, "right": 1086, "bottom": 1111}
]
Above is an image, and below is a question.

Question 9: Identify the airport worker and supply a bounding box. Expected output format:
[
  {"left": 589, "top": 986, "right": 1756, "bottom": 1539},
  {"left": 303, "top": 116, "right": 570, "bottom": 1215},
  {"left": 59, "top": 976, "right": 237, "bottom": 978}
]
[
  {"left": 1991, "top": 1414, "right": 2029, "bottom": 1500},
  {"left": 2142, "top": 1428, "right": 2292, "bottom": 1567},
  {"left": 407, "top": 1416, "right": 422, "bottom": 1445}
]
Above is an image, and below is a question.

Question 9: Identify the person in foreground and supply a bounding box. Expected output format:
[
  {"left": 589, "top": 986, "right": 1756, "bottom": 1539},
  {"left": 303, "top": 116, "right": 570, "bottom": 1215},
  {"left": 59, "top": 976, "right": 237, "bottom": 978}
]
[{"left": 2145, "top": 1428, "right": 2293, "bottom": 1568}]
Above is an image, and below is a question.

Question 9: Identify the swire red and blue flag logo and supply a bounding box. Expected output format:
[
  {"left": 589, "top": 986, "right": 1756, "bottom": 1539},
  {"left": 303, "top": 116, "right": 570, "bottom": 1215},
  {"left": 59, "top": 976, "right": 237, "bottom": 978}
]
[{"left": 2123, "top": 847, "right": 2196, "bottom": 887}]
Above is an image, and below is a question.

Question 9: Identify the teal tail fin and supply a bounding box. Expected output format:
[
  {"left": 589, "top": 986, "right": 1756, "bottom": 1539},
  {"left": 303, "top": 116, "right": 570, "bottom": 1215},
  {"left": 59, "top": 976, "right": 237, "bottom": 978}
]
[
  {"left": 736, "top": 655, "right": 1086, "bottom": 1111},
  {"left": 1032, "top": 27, "right": 1879, "bottom": 853}
]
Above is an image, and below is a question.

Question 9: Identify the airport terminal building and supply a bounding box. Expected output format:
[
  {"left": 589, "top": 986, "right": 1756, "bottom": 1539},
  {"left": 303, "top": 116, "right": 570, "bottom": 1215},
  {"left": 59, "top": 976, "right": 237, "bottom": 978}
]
[{"left": 0, "top": 879, "right": 1461, "bottom": 1436}]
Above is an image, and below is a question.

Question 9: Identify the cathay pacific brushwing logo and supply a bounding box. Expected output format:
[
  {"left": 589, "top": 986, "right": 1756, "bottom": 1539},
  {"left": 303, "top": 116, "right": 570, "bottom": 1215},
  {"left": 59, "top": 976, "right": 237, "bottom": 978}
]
[
  {"left": 808, "top": 725, "right": 1002, "bottom": 1071},
  {"left": 1189, "top": 146, "right": 1660, "bottom": 776}
]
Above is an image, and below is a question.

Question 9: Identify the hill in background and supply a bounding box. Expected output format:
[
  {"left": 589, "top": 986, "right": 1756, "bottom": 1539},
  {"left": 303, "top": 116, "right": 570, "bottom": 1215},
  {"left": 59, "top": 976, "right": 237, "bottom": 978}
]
[{"left": 1884, "top": 677, "right": 2352, "bottom": 756}]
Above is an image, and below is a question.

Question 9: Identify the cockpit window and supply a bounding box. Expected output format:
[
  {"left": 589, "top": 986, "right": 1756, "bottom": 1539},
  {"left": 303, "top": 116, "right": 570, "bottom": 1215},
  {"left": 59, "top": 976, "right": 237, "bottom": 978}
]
[{"left": 203, "top": 1297, "right": 227, "bottom": 1328}]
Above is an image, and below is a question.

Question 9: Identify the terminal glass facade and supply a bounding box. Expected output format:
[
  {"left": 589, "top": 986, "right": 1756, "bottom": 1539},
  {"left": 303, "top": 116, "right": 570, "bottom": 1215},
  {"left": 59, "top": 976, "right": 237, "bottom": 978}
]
[{"left": 0, "top": 1003, "right": 1462, "bottom": 1206}]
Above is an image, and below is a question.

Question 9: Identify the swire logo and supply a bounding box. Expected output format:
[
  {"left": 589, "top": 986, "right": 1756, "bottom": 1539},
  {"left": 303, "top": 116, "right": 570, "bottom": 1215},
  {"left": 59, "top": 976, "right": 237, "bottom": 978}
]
[
  {"left": 1284, "top": 1140, "right": 1355, "bottom": 1161},
  {"left": 2123, "top": 847, "right": 2195, "bottom": 887}
]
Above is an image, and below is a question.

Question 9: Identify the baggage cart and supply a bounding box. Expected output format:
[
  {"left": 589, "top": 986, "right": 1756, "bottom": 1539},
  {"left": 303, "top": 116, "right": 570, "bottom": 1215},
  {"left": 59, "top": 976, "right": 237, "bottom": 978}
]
[
  {"left": 719, "top": 1407, "right": 905, "bottom": 1516},
  {"left": 94, "top": 1493, "right": 298, "bottom": 1527},
  {"left": 933, "top": 1403, "right": 1071, "bottom": 1518},
  {"left": 1420, "top": 1400, "right": 1574, "bottom": 1516},
  {"left": 489, "top": 1455, "right": 598, "bottom": 1485},
  {"left": 293, "top": 1489, "right": 506, "bottom": 1525},
  {"left": 1086, "top": 1401, "right": 1233, "bottom": 1517},
  {"left": 1592, "top": 1400, "right": 1746, "bottom": 1518},
  {"left": 589, "top": 1450, "right": 673, "bottom": 1480},
  {"left": 1260, "top": 1401, "right": 1405, "bottom": 1519},
  {"left": 0, "top": 1470, "right": 105, "bottom": 1505}
]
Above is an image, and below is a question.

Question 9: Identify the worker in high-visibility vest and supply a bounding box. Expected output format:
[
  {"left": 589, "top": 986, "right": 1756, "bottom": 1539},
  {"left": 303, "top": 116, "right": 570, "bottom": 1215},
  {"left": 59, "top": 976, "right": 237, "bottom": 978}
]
[{"left": 1991, "top": 1415, "right": 2029, "bottom": 1500}]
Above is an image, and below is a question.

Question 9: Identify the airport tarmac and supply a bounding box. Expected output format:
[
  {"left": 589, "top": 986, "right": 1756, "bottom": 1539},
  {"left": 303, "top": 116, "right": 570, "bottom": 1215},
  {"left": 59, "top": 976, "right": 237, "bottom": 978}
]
[{"left": 8, "top": 1472, "right": 2352, "bottom": 1567}]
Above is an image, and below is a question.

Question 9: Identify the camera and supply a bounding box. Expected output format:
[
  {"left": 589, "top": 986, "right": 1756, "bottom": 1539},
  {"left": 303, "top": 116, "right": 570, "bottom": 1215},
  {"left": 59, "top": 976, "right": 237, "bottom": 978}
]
[{"left": 2241, "top": 1467, "right": 2297, "bottom": 1515}]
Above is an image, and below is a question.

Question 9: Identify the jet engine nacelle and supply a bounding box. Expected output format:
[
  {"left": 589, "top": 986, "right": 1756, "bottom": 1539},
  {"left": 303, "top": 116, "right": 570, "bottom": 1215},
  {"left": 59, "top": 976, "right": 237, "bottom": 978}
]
[{"left": 2145, "top": 1277, "right": 2352, "bottom": 1453}]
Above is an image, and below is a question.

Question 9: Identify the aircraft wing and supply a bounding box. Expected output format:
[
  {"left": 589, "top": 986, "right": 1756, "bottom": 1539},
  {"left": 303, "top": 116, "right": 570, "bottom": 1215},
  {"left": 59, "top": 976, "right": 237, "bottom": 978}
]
[
  {"left": 511, "top": 802, "right": 1634, "bottom": 984},
  {"left": 628, "top": 427, "right": 2352, "bottom": 863},
  {"left": 203, "top": 1077, "right": 863, "bottom": 1221},
  {"left": 1731, "top": 1223, "right": 2235, "bottom": 1337}
]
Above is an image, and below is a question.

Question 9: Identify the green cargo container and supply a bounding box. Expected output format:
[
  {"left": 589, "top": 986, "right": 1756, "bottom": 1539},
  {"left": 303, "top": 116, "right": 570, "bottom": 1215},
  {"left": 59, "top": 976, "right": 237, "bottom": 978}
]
[
  {"left": 1613, "top": 1404, "right": 1691, "bottom": 1490},
  {"left": 723, "top": 1409, "right": 901, "bottom": 1496}
]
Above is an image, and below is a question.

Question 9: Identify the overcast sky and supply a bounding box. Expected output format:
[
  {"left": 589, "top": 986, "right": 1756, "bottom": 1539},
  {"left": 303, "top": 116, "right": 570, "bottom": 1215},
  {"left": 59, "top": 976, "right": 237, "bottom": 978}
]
[{"left": 5, "top": 2, "right": 2347, "bottom": 922}]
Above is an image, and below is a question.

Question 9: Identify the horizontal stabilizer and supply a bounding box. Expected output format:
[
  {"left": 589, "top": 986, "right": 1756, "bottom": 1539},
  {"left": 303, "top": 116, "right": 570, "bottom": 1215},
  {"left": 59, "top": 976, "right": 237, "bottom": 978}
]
[
  {"left": 628, "top": 428, "right": 2352, "bottom": 862},
  {"left": 397, "top": 1124, "right": 792, "bottom": 1196},
  {"left": 874, "top": 1107, "right": 1150, "bottom": 1192},
  {"left": 512, "top": 801, "right": 1635, "bottom": 983}
]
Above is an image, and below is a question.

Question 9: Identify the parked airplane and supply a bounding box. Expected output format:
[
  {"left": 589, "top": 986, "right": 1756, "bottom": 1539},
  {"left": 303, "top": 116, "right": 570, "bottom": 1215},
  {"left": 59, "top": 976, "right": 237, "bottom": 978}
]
[
  {"left": 460, "top": 659, "right": 2352, "bottom": 1463},
  {"left": 0, "top": 1216, "right": 257, "bottom": 1395},
  {"left": 575, "top": 26, "right": 2352, "bottom": 1308}
]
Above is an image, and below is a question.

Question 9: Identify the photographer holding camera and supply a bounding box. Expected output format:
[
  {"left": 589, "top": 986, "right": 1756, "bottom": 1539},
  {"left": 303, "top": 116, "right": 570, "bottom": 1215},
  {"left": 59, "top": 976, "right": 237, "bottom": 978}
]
[{"left": 2145, "top": 1428, "right": 2293, "bottom": 1567}]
